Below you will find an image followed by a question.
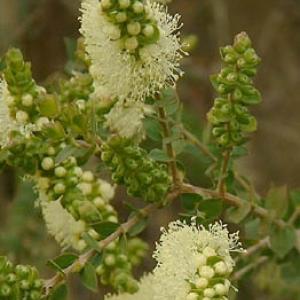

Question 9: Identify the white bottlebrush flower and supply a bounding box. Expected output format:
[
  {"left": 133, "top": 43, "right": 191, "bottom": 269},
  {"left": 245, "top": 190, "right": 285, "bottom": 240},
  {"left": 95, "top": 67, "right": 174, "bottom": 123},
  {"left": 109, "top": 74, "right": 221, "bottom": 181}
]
[
  {"left": 40, "top": 193, "right": 87, "bottom": 251},
  {"left": 105, "top": 102, "right": 152, "bottom": 141},
  {"left": 0, "top": 80, "right": 16, "bottom": 147},
  {"left": 80, "top": 0, "right": 184, "bottom": 103},
  {"left": 105, "top": 274, "right": 154, "bottom": 300},
  {"left": 151, "top": 220, "right": 242, "bottom": 300},
  {"left": 104, "top": 220, "right": 241, "bottom": 300}
]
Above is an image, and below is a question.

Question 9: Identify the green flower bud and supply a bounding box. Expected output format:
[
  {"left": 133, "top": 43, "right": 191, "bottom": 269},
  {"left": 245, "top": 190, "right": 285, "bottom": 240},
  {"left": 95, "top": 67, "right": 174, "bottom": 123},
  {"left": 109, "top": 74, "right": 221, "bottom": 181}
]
[
  {"left": 143, "top": 24, "right": 155, "bottom": 37},
  {"left": 39, "top": 94, "right": 60, "bottom": 117},
  {"left": 132, "top": 1, "right": 144, "bottom": 14},
  {"left": 15, "top": 265, "right": 31, "bottom": 278},
  {"left": 20, "top": 279, "right": 31, "bottom": 290},
  {"left": 115, "top": 12, "right": 127, "bottom": 23},
  {"left": 0, "top": 284, "right": 11, "bottom": 297},
  {"left": 119, "top": 0, "right": 130, "bottom": 8},
  {"left": 21, "top": 94, "right": 33, "bottom": 107},
  {"left": 30, "top": 290, "right": 42, "bottom": 300},
  {"left": 55, "top": 166, "right": 67, "bottom": 177},
  {"left": 16, "top": 110, "right": 29, "bottom": 123},
  {"left": 125, "top": 37, "right": 139, "bottom": 51},
  {"left": 54, "top": 183, "right": 66, "bottom": 194},
  {"left": 6, "top": 273, "right": 17, "bottom": 283},
  {"left": 101, "top": 0, "right": 112, "bottom": 9},
  {"left": 127, "top": 22, "right": 141, "bottom": 36},
  {"left": 224, "top": 53, "right": 237, "bottom": 64},
  {"left": 234, "top": 32, "right": 252, "bottom": 53},
  {"left": 226, "top": 72, "right": 238, "bottom": 82}
]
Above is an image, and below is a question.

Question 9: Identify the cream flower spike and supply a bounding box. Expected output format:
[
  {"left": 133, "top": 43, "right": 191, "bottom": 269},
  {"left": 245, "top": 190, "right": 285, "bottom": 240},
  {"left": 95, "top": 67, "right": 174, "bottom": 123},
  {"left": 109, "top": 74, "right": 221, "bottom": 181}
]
[
  {"left": 40, "top": 193, "right": 87, "bottom": 251},
  {"left": 80, "top": 0, "right": 184, "bottom": 103},
  {"left": 151, "top": 220, "right": 242, "bottom": 300},
  {"left": 0, "top": 79, "right": 17, "bottom": 147},
  {"left": 104, "top": 220, "right": 242, "bottom": 300}
]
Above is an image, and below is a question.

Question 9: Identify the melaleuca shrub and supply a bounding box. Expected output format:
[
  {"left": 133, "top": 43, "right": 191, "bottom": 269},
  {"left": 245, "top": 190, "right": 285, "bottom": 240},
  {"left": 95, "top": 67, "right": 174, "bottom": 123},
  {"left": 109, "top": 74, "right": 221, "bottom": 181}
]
[{"left": 0, "top": 0, "right": 298, "bottom": 299}]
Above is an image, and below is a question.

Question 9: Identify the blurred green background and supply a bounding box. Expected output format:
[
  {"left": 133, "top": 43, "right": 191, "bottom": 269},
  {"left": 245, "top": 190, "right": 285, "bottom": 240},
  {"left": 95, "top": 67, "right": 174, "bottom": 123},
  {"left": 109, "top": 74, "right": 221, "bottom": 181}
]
[{"left": 1, "top": 0, "right": 300, "bottom": 299}]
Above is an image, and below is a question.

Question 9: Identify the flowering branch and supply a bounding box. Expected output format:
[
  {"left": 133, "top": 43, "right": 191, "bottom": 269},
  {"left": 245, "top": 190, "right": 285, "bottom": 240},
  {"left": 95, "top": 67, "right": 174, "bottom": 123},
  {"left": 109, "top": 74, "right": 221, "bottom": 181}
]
[{"left": 43, "top": 188, "right": 181, "bottom": 296}]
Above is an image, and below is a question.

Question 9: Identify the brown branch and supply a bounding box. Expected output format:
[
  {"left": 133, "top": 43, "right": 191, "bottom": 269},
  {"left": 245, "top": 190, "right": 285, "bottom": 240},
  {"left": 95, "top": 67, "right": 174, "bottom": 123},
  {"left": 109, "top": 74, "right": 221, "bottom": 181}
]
[
  {"left": 232, "top": 256, "right": 268, "bottom": 281},
  {"left": 288, "top": 207, "right": 300, "bottom": 225},
  {"left": 157, "top": 104, "right": 181, "bottom": 186},
  {"left": 217, "top": 148, "right": 231, "bottom": 195},
  {"left": 181, "top": 183, "right": 287, "bottom": 228}
]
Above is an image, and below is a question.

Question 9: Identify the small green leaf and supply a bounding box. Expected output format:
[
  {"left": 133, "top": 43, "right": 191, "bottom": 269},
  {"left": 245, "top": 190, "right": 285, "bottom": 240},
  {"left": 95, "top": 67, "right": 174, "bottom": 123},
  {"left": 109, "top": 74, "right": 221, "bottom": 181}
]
[
  {"left": 270, "top": 226, "right": 296, "bottom": 258},
  {"left": 128, "top": 218, "right": 148, "bottom": 237},
  {"left": 79, "top": 263, "right": 98, "bottom": 292},
  {"left": 225, "top": 201, "right": 251, "bottom": 223},
  {"left": 82, "top": 233, "right": 101, "bottom": 252},
  {"left": 91, "top": 221, "right": 120, "bottom": 238},
  {"left": 64, "top": 37, "right": 77, "bottom": 61},
  {"left": 280, "top": 252, "right": 300, "bottom": 283},
  {"left": 47, "top": 254, "right": 78, "bottom": 272},
  {"left": 181, "top": 193, "right": 203, "bottom": 211},
  {"left": 143, "top": 118, "right": 162, "bottom": 142},
  {"left": 244, "top": 218, "right": 261, "bottom": 240},
  {"left": 290, "top": 190, "right": 300, "bottom": 207},
  {"left": 199, "top": 199, "right": 223, "bottom": 220},
  {"left": 231, "top": 146, "right": 248, "bottom": 158},
  {"left": 149, "top": 149, "right": 171, "bottom": 162},
  {"left": 265, "top": 185, "right": 288, "bottom": 219},
  {"left": 50, "top": 283, "right": 68, "bottom": 300},
  {"left": 55, "top": 146, "right": 77, "bottom": 164}
]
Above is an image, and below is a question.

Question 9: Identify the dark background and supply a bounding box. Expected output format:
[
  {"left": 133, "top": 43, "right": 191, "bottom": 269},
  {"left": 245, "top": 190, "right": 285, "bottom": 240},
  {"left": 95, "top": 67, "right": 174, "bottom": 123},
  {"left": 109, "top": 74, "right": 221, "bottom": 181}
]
[{"left": 1, "top": 0, "right": 300, "bottom": 299}]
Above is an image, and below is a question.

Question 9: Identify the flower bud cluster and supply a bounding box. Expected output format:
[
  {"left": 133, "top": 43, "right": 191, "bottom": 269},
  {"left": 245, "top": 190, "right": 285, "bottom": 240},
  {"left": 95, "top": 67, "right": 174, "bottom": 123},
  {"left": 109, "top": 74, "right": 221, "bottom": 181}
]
[
  {"left": 207, "top": 32, "right": 261, "bottom": 148},
  {"left": 101, "top": 137, "right": 171, "bottom": 203},
  {"left": 100, "top": 0, "right": 160, "bottom": 54},
  {"left": 0, "top": 256, "right": 42, "bottom": 300},
  {"left": 36, "top": 149, "right": 118, "bottom": 248},
  {"left": 4, "top": 49, "right": 42, "bottom": 126},
  {"left": 186, "top": 246, "right": 233, "bottom": 300},
  {"left": 96, "top": 238, "right": 148, "bottom": 293}
]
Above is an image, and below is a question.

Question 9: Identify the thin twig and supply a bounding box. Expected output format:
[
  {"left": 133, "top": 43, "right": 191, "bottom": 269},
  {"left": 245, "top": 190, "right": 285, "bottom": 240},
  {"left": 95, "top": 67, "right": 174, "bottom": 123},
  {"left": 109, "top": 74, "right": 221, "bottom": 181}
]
[
  {"left": 157, "top": 103, "right": 181, "bottom": 186},
  {"left": 232, "top": 256, "right": 268, "bottom": 281},
  {"left": 217, "top": 149, "right": 231, "bottom": 195},
  {"left": 242, "top": 237, "right": 269, "bottom": 258},
  {"left": 180, "top": 126, "right": 217, "bottom": 162},
  {"left": 288, "top": 207, "right": 300, "bottom": 225},
  {"left": 235, "top": 237, "right": 269, "bottom": 264},
  {"left": 181, "top": 183, "right": 287, "bottom": 228}
]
